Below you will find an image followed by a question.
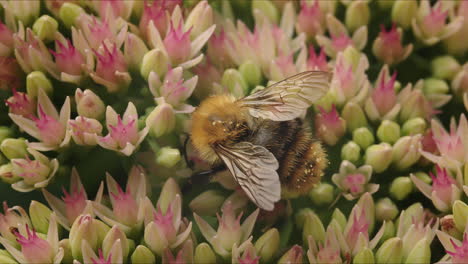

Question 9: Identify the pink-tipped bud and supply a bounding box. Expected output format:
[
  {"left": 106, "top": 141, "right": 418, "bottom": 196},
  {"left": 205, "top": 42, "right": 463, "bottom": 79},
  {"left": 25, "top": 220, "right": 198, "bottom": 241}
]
[
  {"left": 153, "top": 205, "right": 177, "bottom": 244},
  {"left": 430, "top": 166, "right": 460, "bottom": 211},
  {"left": 372, "top": 70, "right": 398, "bottom": 116},
  {"left": 307, "top": 47, "right": 329, "bottom": 72},
  {"left": 373, "top": 24, "right": 412, "bottom": 65},
  {"left": 0, "top": 57, "right": 23, "bottom": 91},
  {"left": 207, "top": 30, "right": 234, "bottom": 69},
  {"left": 51, "top": 39, "right": 84, "bottom": 76},
  {"left": 163, "top": 22, "right": 192, "bottom": 65},
  {"left": 69, "top": 116, "right": 103, "bottom": 146},
  {"left": 61, "top": 185, "right": 87, "bottom": 228},
  {"left": 139, "top": 0, "right": 170, "bottom": 38},
  {"left": 83, "top": 17, "right": 113, "bottom": 50},
  {"left": 33, "top": 105, "right": 66, "bottom": 146},
  {"left": 278, "top": 245, "right": 304, "bottom": 263},
  {"left": 296, "top": 0, "right": 325, "bottom": 40},
  {"left": 315, "top": 105, "right": 346, "bottom": 146},
  {"left": 94, "top": 43, "right": 128, "bottom": 84},
  {"left": 447, "top": 233, "right": 468, "bottom": 263},
  {"left": 0, "top": 21, "right": 14, "bottom": 56},
  {"left": 12, "top": 156, "right": 51, "bottom": 186},
  {"left": 5, "top": 89, "right": 36, "bottom": 117},
  {"left": 216, "top": 203, "right": 242, "bottom": 251},
  {"left": 14, "top": 225, "right": 54, "bottom": 264},
  {"left": 75, "top": 89, "right": 105, "bottom": 120},
  {"left": 110, "top": 184, "right": 138, "bottom": 226}
]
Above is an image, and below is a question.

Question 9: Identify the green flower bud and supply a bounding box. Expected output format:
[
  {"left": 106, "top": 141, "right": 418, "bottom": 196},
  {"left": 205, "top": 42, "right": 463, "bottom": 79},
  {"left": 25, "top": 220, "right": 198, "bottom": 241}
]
[
  {"left": 295, "top": 208, "right": 314, "bottom": 229},
  {"left": 390, "top": 177, "right": 413, "bottom": 200},
  {"left": 59, "top": 239, "right": 73, "bottom": 264},
  {"left": 364, "top": 143, "right": 392, "bottom": 173},
  {"left": 381, "top": 221, "right": 396, "bottom": 242},
  {"left": 353, "top": 127, "right": 375, "bottom": 149},
  {"left": 0, "top": 127, "right": 13, "bottom": 143},
  {"left": 353, "top": 248, "right": 375, "bottom": 264},
  {"left": 342, "top": 46, "right": 362, "bottom": 70},
  {"left": 0, "top": 154, "right": 6, "bottom": 166},
  {"left": 391, "top": 0, "right": 418, "bottom": 29},
  {"left": 377, "top": 0, "right": 395, "bottom": 9},
  {"left": 331, "top": 208, "right": 347, "bottom": 232},
  {"left": 222, "top": 69, "right": 248, "bottom": 98},
  {"left": 59, "top": 3, "right": 85, "bottom": 28},
  {"left": 401, "top": 118, "right": 426, "bottom": 136},
  {"left": 140, "top": 49, "right": 169, "bottom": 80},
  {"left": 0, "top": 249, "right": 18, "bottom": 264},
  {"left": 157, "top": 178, "right": 181, "bottom": 213},
  {"left": 302, "top": 212, "right": 325, "bottom": 244},
  {"left": 405, "top": 239, "right": 430, "bottom": 264},
  {"left": 0, "top": 138, "right": 28, "bottom": 159},
  {"left": 239, "top": 60, "right": 262, "bottom": 88},
  {"left": 156, "top": 147, "right": 181, "bottom": 168},
  {"left": 26, "top": 71, "right": 53, "bottom": 97},
  {"left": 146, "top": 103, "right": 176, "bottom": 138},
  {"left": 376, "top": 198, "right": 399, "bottom": 221},
  {"left": 194, "top": 243, "right": 216, "bottom": 264},
  {"left": 0, "top": 163, "right": 20, "bottom": 184},
  {"left": 342, "top": 102, "right": 368, "bottom": 132},
  {"left": 69, "top": 215, "right": 101, "bottom": 261},
  {"left": 124, "top": 33, "right": 149, "bottom": 73},
  {"left": 32, "top": 15, "right": 58, "bottom": 43},
  {"left": 345, "top": 0, "right": 370, "bottom": 32},
  {"left": 431, "top": 56, "right": 461, "bottom": 80},
  {"left": 423, "top": 78, "right": 449, "bottom": 97},
  {"left": 341, "top": 141, "right": 361, "bottom": 164},
  {"left": 254, "top": 228, "right": 280, "bottom": 262},
  {"left": 131, "top": 245, "right": 155, "bottom": 264},
  {"left": 75, "top": 89, "right": 105, "bottom": 120},
  {"left": 29, "top": 200, "right": 52, "bottom": 234},
  {"left": 189, "top": 190, "right": 225, "bottom": 216},
  {"left": 252, "top": 0, "right": 279, "bottom": 24},
  {"left": 314, "top": 91, "right": 337, "bottom": 112},
  {"left": 102, "top": 226, "right": 129, "bottom": 261},
  {"left": 413, "top": 171, "right": 432, "bottom": 185},
  {"left": 453, "top": 200, "right": 468, "bottom": 232},
  {"left": 376, "top": 237, "right": 403, "bottom": 264},
  {"left": 377, "top": 120, "right": 400, "bottom": 144},
  {"left": 392, "top": 135, "right": 422, "bottom": 171},
  {"left": 309, "top": 183, "right": 334, "bottom": 206}
]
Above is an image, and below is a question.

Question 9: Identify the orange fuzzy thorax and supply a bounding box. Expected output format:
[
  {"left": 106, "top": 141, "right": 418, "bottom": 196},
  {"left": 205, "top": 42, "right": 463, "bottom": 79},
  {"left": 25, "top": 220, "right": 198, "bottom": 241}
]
[{"left": 190, "top": 94, "right": 250, "bottom": 164}]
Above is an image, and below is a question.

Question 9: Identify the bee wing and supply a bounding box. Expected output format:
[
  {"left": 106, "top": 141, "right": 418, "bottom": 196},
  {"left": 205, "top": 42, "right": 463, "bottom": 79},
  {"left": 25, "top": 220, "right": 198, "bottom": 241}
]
[
  {"left": 238, "top": 71, "right": 330, "bottom": 121},
  {"left": 217, "top": 142, "right": 281, "bottom": 211}
]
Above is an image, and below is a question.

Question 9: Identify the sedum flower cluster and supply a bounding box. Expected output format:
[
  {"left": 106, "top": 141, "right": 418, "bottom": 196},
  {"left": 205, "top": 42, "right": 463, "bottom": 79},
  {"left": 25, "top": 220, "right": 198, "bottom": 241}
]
[{"left": 0, "top": 0, "right": 467, "bottom": 263}]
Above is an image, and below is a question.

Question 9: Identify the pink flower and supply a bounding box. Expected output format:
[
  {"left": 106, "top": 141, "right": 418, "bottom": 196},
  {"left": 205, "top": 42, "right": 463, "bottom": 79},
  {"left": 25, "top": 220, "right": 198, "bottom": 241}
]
[
  {"left": 412, "top": 0, "right": 464, "bottom": 45},
  {"left": 0, "top": 20, "right": 13, "bottom": 56},
  {"left": 0, "top": 202, "right": 31, "bottom": 245},
  {"left": 269, "top": 53, "right": 298, "bottom": 81},
  {"left": 446, "top": 233, "right": 468, "bottom": 263},
  {"left": 50, "top": 39, "right": 84, "bottom": 76},
  {"left": 315, "top": 105, "right": 346, "bottom": 146},
  {"left": 397, "top": 80, "right": 436, "bottom": 122},
  {"left": 238, "top": 250, "right": 260, "bottom": 264},
  {"left": 0, "top": 57, "right": 22, "bottom": 91},
  {"left": 139, "top": 0, "right": 171, "bottom": 38},
  {"left": 306, "top": 47, "right": 329, "bottom": 71},
  {"left": 207, "top": 30, "right": 234, "bottom": 69},
  {"left": 308, "top": 226, "right": 342, "bottom": 264},
  {"left": 278, "top": 245, "right": 304, "bottom": 263},
  {"left": 191, "top": 59, "right": 222, "bottom": 99},
  {"left": 296, "top": 0, "right": 325, "bottom": 40},
  {"left": 164, "top": 22, "right": 192, "bottom": 65},
  {"left": 90, "top": 42, "right": 131, "bottom": 93},
  {"left": 332, "top": 161, "right": 378, "bottom": 200},
  {"left": 373, "top": 24, "right": 413, "bottom": 65},
  {"left": 162, "top": 240, "right": 193, "bottom": 264},
  {"left": 365, "top": 66, "right": 401, "bottom": 121},
  {"left": 90, "top": 249, "right": 112, "bottom": 264},
  {"left": 5, "top": 89, "right": 35, "bottom": 117},
  {"left": 68, "top": 116, "right": 103, "bottom": 146},
  {"left": 98, "top": 0, "right": 132, "bottom": 21},
  {"left": 411, "top": 166, "right": 461, "bottom": 212},
  {"left": 79, "top": 16, "right": 113, "bottom": 50}
]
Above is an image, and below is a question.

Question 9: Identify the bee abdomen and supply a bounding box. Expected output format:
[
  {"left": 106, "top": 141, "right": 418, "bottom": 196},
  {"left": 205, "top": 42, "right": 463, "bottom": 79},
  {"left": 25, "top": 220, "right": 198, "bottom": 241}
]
[{"left": 279, "top": 133, "right": 328, "bottom": 198}]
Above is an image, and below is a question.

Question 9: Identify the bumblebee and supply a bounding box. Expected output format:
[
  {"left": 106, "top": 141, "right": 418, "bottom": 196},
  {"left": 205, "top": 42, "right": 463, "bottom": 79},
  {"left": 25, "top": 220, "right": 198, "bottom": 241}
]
[{"left": 190, "top": 71, "right": 330, "bottom": 211}]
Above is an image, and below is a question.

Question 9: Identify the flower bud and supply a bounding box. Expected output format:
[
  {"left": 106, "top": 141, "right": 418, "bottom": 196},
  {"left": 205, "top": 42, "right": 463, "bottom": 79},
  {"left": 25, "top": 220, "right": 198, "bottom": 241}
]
[
  {"left": 295, "top": 208, "right": 314, "bottom": 229},
  {"left": 405, "top": 239, "right": 430, "bottom": 264},
  {"left": 252, "top": 0, "right": 279, "bottom": 24},
  {"left": 157, "top": 178, "right": 182, "bottom": 213},
  {"left": 372, "top": 24, "right": 413, "bottom": 66},
  {"left": 309, "top": 183, "right": 334, "bottom": 206},
  {"left": 131, "top": 245, "right": 156, "bottom": 264},
  {"left": 376, "top": 237, "right": 403, "bottom": 263},
  {"left": 376, "top": 198, "right": 398, "bottom": 221},
  {"left": 377, "top": 0, "right": 395, "bottom": 9},
  {"left": 145, "top": 103, "right": 176, "bottom": 138},
  {"left": 102, "top": 226, "right": 129, "bottom": 261},
  {"left": 59, "top": 3, "right": 85, "bottom": 28},
  {"left": 302, "top": 211, "right": 325, "bottom": 244},
  {"left": 140, "top": 49, "right": 169, "bottom": 80},
  {"left": 364, "top": 143, "right": 392, "bottom": 173},
  {"left": 423, "top": 78, "right": 449, "bottom": 97},
  {"left": 353, "top": 248, "right": 375, "bottom": 264},
  {"left": 341, "top": 141, "right": 361, "bottom": 163},
  {"left": 239, "top": 60, "right": 262, "bottom": 88},
  {"left": 345, "top": 0, "right": 370, "bottom": 32},
  {"left": 29, "top": 200, "right": 52, "bottom": 234},
  {"left": 278, "top": 245, "right": 303, "bottom": 263},
  {"left": 222, "top": 69, "right": 248, "bottom": 98},
  {"left": 342, "top": 102, "right": 368, "bottom": 132},
  {"left": 0, "top": 127, "right": 13, "bottom": 143},
  {"left": 0, "top": 250, "right": 17, "bottom": 263},
  {"left": 332, "top": 208, "right": 347, "bottom": 232},
  {"left": 185, "top": 1, "right": 214, "bottom": 38},
  {"left": 453, "top": 200, "right": 468, "bottom": 232},
  {"left": 75, "top": 89, "right": 105, "bottom": 120},
  {"left": 391, "top": 0, "right": 418, "bottom": 29},
  {"left": 124, "top": 33, "right": 149, "bottom": 73},
  {"left": 392, "top": 135, "right": 422, "bottom": 171},
  {"left": 401, "top": 118, "right": 426, "bottom": 136},
  {"left": 0, "top": 163, "right": 20, "bottom": 184},
  {"left": 381, "top": 221, "right": 396, "bottom": 242},
  {"left": 32, "top": 15, "right": 58, "bottom": 43},
  {"left": 189, "top": 190, "right": 225, "bottom": 216},
  {"left": 431, "top": 56, "right": 461, "bottom": 80},
  {"left": 26, "top": 71, "right": 53, "bottom": 97},
  {"left": 155, "top": 147, "right": 181, "bottom": 168},
  {"left": 390, "top": 177, "right": 413, "bottom": 200},
  {"left": 0, "top": 138, "right": 28, "bottom": 159},
  {"left": 69, "top": 215, "right": 101, "bottom": 260},
  {"left": 315, "top": 105, "right": 346, "bottom": 146},
  {"left": 255, "top": 228, "right": 280, "bottom": 262},
  {"left": 194, "top": 243, "right": 216, "bottom": 264},
  {"left": 377, "top": 120, "right": 400, "bottom": 144},
  {"left": 353, "top": 127, "right": 375, "bottom": 150}
]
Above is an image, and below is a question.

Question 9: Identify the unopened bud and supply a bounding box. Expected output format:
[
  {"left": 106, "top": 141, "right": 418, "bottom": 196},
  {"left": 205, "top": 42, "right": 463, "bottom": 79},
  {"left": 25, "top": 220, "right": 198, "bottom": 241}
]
[
  {"left": 341, "top": 141, "right": 361, "bottom": 163},
  {"left": 331, "top": 208, "right": 347, "bottom": 232},
  {"left": 252, "top": 0, "right": 279, "bottom": 24},
  {"left": 376, "top": 198, "right": 399, "bottom": 221},
  {"left": 194, "top": 243, "right": 216, "bottom": 264},
  {"left": 364, "top": 143, "right": 392, "bottom": 173},
  {"left": 390, "top": 177, "right": 413, "bottom": 200},
  {"left": 239, "top": 60, "right": 262, "bottom": 88},
  {"left": 75, "top": 89, "right": 105, "bottom": 120},
  {"left": 189, "top": 190, "right": 225, "bottom": 216},
  {"left": 26, "top": 71, "right": 53, "bottom": 97},
  {"left": 295, "top": 208, "right": 314, "bottom": 229},
  {"left": 431, "top": 56, "right": 461, "bottom": 80},
  {"left": 140, "top": 49, "right": 169, "bottom": 80},
  {"left": 0, "top": 138, "right": 28, "bottom": 159},
  {"left": 32, "top": 15, "right": 58, "bottom": 43},
  {"left": 342, "top": 102, "right": 368, "bottom": 132},
  {"left": 0, "top": 127, "right": 13, "bottom": 143},
  {"left": 392, "top": 135, "right": 422, "bottom": 171},
  {"left": 423, "top": 78, "right": 449, "bottom": 95},
  {"left": 0, "top": 250, "right": 17, "bottom": 264},
  {"left": 377, "top": 0, "right": 395, "bottom": 9},
  {"left": 376, "top": 237, "right": 403, "bottom": 264},
  {"left": 157, "top": 178, "right": 181, "bottom": 213},
  {"left": 302, "top": 211, "right": 325, "bottom": 244},
  {"left": 255, "top": 228, "right": 280, "bottom": 262},
  {"left": 222, "top": 69, "right": 248, "bottom": 98},
  {"left": 345, "top": 0, "right": 370, "bottom": 32},
  {"left": 405, "top": 239, "right": 430, "bottom": 264},
  {"left": 145, "top": 103, "right": 176, "bottom": 138},
  {"left": 353, "top": 127, "right": 375, "bottom": 149},
  {"left": 29, "top": 200, "right": 52, "bottom": 234},
  {"left": 309, "top": 183, "right": 334, "bottom": 206},
  {"left": 381, "top": 221, "right": 396, "bottom": 242},
  {"left": 353, "top": 248, "right": 375, "bottom": 264},
  {"left": 453, "top": 200, "right": 468, "bottom": 232},
  {"left": 377, "top": 120, "right": 400, "bottom": 144},
  {"left": 401, "top": 118, "right": 426, "bottom": 136},
  {"left": 59, "top": 3, "right": 85, "bottom": 28},
  {"left": 278, "top": 245, "right": 303, "bottom": 263},
  {"left": 131, "top": 245, "right": 156, "bottom": 264},
  {"left": 0, "top": 163, "right": 20, "bottom": 184},
  {"left": 155, "top": 147, "right": 181, "bottom": 168},
  {"left": 124, "top": 33, "right": 149, "bottom": 72},
  {"left": 391, "top": 0, "right": 418, "bottom": 29}
]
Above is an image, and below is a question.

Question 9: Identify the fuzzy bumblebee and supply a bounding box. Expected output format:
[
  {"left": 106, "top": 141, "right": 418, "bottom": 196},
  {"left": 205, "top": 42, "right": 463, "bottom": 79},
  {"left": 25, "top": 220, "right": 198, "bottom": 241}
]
[{"left": 191, "top": 71, "right": 330, "bottom": 210}]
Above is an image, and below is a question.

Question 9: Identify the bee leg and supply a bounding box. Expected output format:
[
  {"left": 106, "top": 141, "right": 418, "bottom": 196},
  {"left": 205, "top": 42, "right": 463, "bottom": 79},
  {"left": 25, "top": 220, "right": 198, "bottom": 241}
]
[
  {"left": 182, "top": 134, "right": 195, "bottom": 170},
  {"left": 182, "top": 166, "right": 225, "bottom": 193}
]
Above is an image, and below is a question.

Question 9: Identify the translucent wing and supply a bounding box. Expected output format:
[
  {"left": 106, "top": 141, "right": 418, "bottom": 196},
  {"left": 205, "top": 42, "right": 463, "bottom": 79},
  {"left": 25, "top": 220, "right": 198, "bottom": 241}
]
[
  {"left": 239, "top": 71, "right": 330, "bottom": 121},
  {"left": 216, "top": 142, "right": 281, "bottom": 211}
]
